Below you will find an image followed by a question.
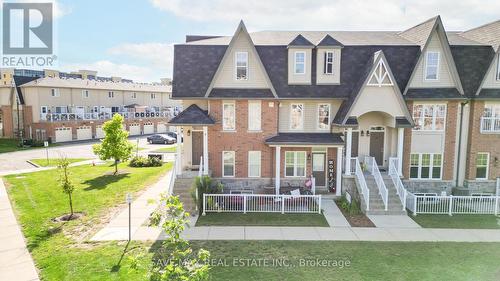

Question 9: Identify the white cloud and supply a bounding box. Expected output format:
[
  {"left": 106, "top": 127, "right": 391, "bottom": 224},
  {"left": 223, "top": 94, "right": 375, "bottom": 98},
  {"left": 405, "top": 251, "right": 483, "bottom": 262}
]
[
  {"left": 59, "top": 60, "right": 158, "bottom": 83},
  {"left": 150, "top": 0, "right": 500, "bottom": 31},
  {"left": 108, "top": 43, "right": 173, "bottom": 71}
]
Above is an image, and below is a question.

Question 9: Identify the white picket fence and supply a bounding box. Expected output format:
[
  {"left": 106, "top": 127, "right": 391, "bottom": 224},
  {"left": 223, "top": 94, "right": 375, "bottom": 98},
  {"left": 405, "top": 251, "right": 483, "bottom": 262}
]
[
  {"left": 407, "top": 194, "right": 500, "bottom": 216},
  {"left": 202, "top": 194, "right": 322, "bottom": 215}
]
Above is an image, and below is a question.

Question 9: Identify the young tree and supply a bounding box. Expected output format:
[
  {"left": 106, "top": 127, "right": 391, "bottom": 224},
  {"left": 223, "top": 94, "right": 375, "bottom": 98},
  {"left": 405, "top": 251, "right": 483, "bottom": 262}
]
[
  {"left": 149, "top": 195, "right": 210, "bottom": 281},
  {"left": 58, "top": 156, "right": 75, "bottom": 218},
  {"left": 93, "top": 114, "right": 133, "bottom": 174}
]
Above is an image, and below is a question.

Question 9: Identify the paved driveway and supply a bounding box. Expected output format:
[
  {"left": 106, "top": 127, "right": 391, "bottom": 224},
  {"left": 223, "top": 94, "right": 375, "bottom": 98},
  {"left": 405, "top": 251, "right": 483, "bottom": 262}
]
[{"left": 0, "top": 136, "right": 177, "bottom": 174}]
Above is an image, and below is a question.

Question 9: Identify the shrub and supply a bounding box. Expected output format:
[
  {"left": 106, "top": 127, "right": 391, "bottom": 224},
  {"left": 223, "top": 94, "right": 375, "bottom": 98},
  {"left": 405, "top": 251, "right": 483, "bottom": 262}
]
[
  {"left": 129, "top": 156, "right": 163, "bottom": 167},
  {"left": 337, "top": 195, "right": 361, "bottom": 215}
]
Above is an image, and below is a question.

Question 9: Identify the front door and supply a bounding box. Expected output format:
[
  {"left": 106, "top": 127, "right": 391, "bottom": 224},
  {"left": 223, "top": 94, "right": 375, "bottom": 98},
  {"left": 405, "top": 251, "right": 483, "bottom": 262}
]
[
  {"left": 312, "top": 153, "right": 326, "bottom": 186},
  {"left": 191, "top": 131, "right": 203, "bottom": 166},
  {"left": 369, "top": 131, "right": 384, "bottom": 165}
]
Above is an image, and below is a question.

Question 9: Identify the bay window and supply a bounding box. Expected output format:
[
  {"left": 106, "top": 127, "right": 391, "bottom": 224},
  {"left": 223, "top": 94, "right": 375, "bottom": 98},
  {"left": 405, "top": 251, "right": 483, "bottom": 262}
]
[
  {"left": 318, "top": 104, "right": 330, "bottom": 130},
  {"left": 409, "top": 153, "right": 442, "bottom": 179},
  {"left": 285, "top": 151, "right": 306, "bottom": 177},
  {"left": 413, "top": 104, "right": 446, "bottom": 131},
  {"left": 425, "top": 51, "right": 439, "bottom": 80},
  {"left": 475, "top": 153, "right": 489, "bottom": 180},
  {"left": 222, "top": 151, "right": 235, "bottom": 177},
  {"left": 290, "top": 103, "right": 304, "bottom": 130},
  {"left": 223, "top": 102, "right": 236, "bottom": 131}
]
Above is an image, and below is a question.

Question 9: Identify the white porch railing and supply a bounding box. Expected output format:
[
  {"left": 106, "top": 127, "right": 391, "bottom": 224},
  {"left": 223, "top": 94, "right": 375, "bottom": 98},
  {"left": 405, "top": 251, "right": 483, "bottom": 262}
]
[
  {"left": 202, "top": 194, "right": 322, "bottom": 215},
  {"left": 41, "top": 110, "right": 175, "bottom": 122},
  {"left": 366, "top": 156, "right": 388, "bottom": 211},
  {"left": 388, "top": 157, "right": 406, "bottom": 211},
  {"left": 354, "top": 158, "right": 370, "bottom": 211},
  {"left": 407, "top": 194, "right": 499, "bottom": 216},
  {"left": 480, "top": 116, "right": 500, "bottom": 133}
]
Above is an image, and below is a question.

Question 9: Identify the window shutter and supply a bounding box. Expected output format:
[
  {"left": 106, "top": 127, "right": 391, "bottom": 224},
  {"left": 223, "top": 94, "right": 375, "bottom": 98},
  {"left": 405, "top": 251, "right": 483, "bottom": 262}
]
[{"left": 323, "top": 52, "right": 327, "bottom": 74}]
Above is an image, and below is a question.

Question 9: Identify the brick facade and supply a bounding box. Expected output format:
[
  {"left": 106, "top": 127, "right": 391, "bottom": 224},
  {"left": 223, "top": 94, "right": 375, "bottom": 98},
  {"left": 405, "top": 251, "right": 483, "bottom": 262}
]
[
  {"left": 465, "top": 100, "right": 500, "bottom": 180},
  {"left": 443, "top": 101, "right": 459, "bottom": 181},
  {"left": 208, "top": 100, "right": 278, "bottom": 178},
  {"left": 0, "top": 105, "right": 13, "bottom": 138}
]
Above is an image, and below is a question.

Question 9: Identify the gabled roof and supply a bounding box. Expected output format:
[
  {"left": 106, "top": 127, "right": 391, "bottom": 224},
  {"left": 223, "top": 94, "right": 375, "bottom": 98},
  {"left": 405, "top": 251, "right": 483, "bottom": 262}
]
[
  {"left": 168, "top": 104, "right": 215, "bottom": 125},
  {"left": 202, "top": 20, "right": 278, "bottom": 99},
  {"left": 399, "top": 16, "right": 440, "bottom": 48},
  {"left": 460, "top": 20, "right": 500, "bottom": 51},
  {"left": 405, "top": 88, "right": 464, "bottom": 100},
  {"left": 477, "top": 89, "right": 500, "bottom": 100},
  {"left": 208, "top": 88, "right": 274, "bottom": 99},
  {"left": 288, "top": 34, "right": 315, "bottom": 47},
  {"left": 316, "top": 34, "right": 343, "bottom": 47},
  {"left": 13, "top": 75, "right": 40, "bottom": 105},
  {"left": 265, "top": 133, "right": 344, "bottom": 145}
]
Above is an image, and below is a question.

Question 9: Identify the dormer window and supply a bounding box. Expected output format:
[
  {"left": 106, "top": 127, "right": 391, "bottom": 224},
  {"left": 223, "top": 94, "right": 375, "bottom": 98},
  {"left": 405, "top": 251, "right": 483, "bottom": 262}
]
[
  {"left": 235, "top": 52, "right": 248, "bottom": 80},
  {"left": 324, "top": 51, "right": 334, "bottom": 74},
  {"left": 425, "top": 51, "right": 440, "bottom": 81},
  {"left": 51, "top": 88, "right": 59, "bottom": 97},
  {"left": 294, "top": 52, "right": 306, "bottom": 74}
]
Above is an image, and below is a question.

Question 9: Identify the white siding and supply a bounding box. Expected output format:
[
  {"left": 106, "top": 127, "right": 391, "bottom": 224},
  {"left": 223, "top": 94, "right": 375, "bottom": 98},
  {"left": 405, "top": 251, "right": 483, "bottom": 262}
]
[
  {"left": 288, "top": 48, "right": 312, "bottom": 85},
  {"left": 279, "top": 100, "right": 341, "bottom": 132},
  {"left": 316, "top": 48, "right": 341, "bottom": 84},
  {"left": 350, "top": 85, "right": 405, "bottom": 119},
  {"left": 482, "top": 52, "right": 500, "bottom": 89}
]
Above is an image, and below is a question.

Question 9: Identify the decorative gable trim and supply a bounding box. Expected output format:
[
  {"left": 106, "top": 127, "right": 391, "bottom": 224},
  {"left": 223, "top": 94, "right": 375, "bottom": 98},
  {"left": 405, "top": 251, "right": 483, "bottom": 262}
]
[
  {"left": 204, "top": 20, "right": 278, "bottom": 98},
  {"left": 367, "top": 53, "right": 393, "bottom": 87}
]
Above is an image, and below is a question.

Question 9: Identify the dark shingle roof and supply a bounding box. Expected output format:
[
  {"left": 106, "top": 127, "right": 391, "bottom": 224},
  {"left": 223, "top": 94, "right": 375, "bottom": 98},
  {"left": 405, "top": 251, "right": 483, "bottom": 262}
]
[
  {"left": 168, "top": 104, "right": 215, "bottom": 125},
  {"left": 288, "top": 34, "right": 315, "bottom": 47},
  {"left": 172, "top": 44, "right": 227, "bottom": 98},
  {"left": 13, "top": 75, "right": 40, "bottom": 105},
  {"left": 265, "top": 133, "right": 344, "bottom": 145},
  {"left": 477, "top": 89, "right": 500, "bottom": 99},
  {"left": 209, "top": 88, "right": 274, "bottom": 99},
  {"left": 405, "top": 88, "right": 465, "bottom": 100},
  {"left": 395, "top": 117, "right": 413, "bottom": 128},
  {"left": 317, "top": 34, "right": 344, "bottom": 47},
  {"left": 450, "top": 45, "right": 495, "bottom": 97}
]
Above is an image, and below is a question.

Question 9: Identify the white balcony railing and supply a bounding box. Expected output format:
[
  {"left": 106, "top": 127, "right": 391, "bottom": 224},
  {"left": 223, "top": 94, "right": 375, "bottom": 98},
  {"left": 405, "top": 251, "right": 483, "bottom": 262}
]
[
  {"left": 366, "top": 156, "right": 388, "bottom": 211},
  {"left": 40, "top": 110, "right": 176, "bottom": 122},
  {"left": 345, "top": 157, "right": 357, "bottom": 175},
  {"left": 480, "top": 116, "right": 500, "bottom": 133},
  {"left": 354, "top": 158, "right": 370, "bottom": 211},
  {"left": 388, "top": 157, "right": 407, "bottom": 211}
]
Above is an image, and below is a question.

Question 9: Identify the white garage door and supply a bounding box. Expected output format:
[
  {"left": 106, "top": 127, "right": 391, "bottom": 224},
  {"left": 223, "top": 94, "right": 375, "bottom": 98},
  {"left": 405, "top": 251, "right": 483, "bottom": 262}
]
[
  {"left": 76, "top": 126, "right": 92, "bottom": 140},
  {"left": 95, "top": 126, "right": 105, "bottom": 139},
  {"left": 157, "top": 123, "right": 167, "bottom": 133},
  {"left": 143, "top": 123, "right": 154, "bottom": 135},
  {"left": 54, "top": 127, "right": 72, "bottom": 143},
  {"left": 128, "top": 124, "right": 140, "bottom": 135}
]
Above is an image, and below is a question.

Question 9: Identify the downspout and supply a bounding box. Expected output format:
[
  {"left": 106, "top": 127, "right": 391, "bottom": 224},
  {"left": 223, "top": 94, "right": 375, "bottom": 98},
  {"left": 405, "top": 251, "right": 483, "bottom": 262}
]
[{"left": 455, "top": 100, "right": 468, "bottom": 187}]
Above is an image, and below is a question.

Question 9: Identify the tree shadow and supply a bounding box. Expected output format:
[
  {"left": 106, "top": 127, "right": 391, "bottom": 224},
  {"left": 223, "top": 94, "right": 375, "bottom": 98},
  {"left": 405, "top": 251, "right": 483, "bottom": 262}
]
[
  {"left": 83, "top": 173, "right": 129, "bottom": 191},
  {"left": 111, "top": 241, "right": 130, "bottom": 272},
  {"left": 26, "top": 223, "right": 64, "bottom": 251}
]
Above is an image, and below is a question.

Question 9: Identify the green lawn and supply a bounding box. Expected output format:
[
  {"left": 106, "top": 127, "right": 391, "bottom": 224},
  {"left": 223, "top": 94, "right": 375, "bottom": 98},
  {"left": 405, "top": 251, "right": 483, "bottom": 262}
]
[
  {"left": 152, "top": 144, "right": 179, "bottom": 153},
  {"left": 4, "top": 161, "right": 172, "bottom": 281},
  {"left": 0, "top": 138, "right": 58, "bottom": 153},
  {"left": 29, "top": 158, "right": 90, "bottom": 167},
  {"left": 196, "top": 213, "right": 329, "bottom": 227},
  {"left": 410, "top": 214, "right": 500, "bottom": 229}
]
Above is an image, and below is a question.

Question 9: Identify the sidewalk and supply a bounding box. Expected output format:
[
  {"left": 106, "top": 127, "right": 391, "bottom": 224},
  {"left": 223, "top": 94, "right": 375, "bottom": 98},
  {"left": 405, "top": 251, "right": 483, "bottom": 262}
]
[
  {"left": 0, "top": 179, "right": 39, "bottom": 281},
  {"left": 0, "top": 159, "right": 97, "bottom": 176}
]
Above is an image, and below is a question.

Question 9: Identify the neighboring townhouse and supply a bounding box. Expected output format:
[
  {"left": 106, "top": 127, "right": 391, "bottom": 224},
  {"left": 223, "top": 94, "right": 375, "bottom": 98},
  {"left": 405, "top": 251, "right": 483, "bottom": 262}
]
[
  {"left": 169, "top": 16, "right": 500, "bottom": 204},
  {"left": 0, "top": 68, "right": 181, "bottom": 142}
]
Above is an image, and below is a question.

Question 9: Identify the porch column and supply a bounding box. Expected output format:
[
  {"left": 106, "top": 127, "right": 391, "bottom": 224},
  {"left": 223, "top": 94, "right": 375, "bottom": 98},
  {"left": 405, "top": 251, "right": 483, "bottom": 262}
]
[
  {"left": 336, "top": 146, "right": 343, "bottom": 196},
  {"left": 176, "top": 126, "right": 182, "bottom": 175},
  {"left": 397, "top": 128, "right": 404, "bottom": 176},
  {"left": 345, "top": 128, "right": 352, "bottom": 175},
  {"left": 275, "top": 146, "right": 281, "bottom": 195},
  {"left": 203, "top": 126, "right": 208, "bottom": 175}
]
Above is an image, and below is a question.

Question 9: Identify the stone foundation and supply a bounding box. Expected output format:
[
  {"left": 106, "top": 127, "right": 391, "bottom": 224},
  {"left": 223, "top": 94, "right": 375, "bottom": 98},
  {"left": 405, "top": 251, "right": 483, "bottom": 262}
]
[
  {"left": 457, "top": 180, "right": 498, "bottom": 195},
  {"left": 403, "top": 180, "right": 454, "bottom": 195}
]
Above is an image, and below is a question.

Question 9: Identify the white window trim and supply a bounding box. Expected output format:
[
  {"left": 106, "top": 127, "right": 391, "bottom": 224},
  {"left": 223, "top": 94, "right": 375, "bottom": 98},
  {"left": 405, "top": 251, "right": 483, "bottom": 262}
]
[
  {"left": 285, "top": 151, "right": 307, "bottom": 178},
  {"left": 248, "top": 151, "right": 261, "bottom": 178},
  {"left": 409, "top": 153, "right": 443, "bottom": 180},
  {"left": 222, "top": 101, "right": 236, "bottom": 131},
  {"left": 290, "top": 103, "right": 304, "bottom": 130},
  {"left": 324, "top": 51, "right": 334, "bottom": 75},
  {"left": 235, "top": 51, "right": 248, "bottom": 81},
  {"left": 82, "top": 90, "right": 89, "bottom": 98},
  {"left": 222, "top": 151, "right": 235, "bottom": 177},
  {"left": 247, "top": 100, "right": 261, "bottom": 132},
  {"left": 496, "top": 55, "right": 500, "bottom": 81},
  {"left": 412, "top": 103, "right": 447, "bottom": 132},
  {"left": 475, "top": 152, "right": 489, "bottom": 180},
  {"left": 424, "top": 51, "right": 440, "bottom": 81},
  {"left": 317, "top": 103, "right": 331, "bottom": 130},
  {"left": 294, "top": 51, "right": 306, "bottom": 75}
]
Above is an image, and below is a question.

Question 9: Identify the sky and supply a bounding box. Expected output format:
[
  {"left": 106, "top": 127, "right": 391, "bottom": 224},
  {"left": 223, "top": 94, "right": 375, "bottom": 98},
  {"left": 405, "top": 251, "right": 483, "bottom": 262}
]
[{"left": 41, "top": 0, "right": 500, "bottom": 82}]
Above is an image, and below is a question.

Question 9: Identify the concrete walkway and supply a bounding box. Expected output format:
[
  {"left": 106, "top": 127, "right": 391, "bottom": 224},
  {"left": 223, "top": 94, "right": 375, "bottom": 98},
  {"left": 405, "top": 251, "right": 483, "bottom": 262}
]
[
  {"left": 0, "top": 159, "right": 97, "bottom": 176},
  {"left": 0, "top": 179, "right": 39, "bottom": 281},
  {"left": 91, "top": 170, "right": 173, "bottom": 241}
]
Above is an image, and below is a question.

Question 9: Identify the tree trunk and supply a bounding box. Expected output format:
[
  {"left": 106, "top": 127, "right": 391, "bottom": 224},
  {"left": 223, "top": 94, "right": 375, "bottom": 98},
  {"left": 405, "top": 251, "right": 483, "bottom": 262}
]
[
  {"left": 114, "top": 159, "right": 118, "bottom": 175},
  {"left": 68, "top": 193, "right": 74, "bottom": 219}
]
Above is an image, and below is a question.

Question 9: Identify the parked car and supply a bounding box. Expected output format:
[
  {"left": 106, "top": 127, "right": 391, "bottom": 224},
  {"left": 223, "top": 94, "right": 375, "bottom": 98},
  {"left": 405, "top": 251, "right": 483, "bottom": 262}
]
[
  {"left": 146, "top": 134, "right": 176, "bottom": 144},
  {"left": 165, "top": 131, "right": 183, "bottom": 142}
]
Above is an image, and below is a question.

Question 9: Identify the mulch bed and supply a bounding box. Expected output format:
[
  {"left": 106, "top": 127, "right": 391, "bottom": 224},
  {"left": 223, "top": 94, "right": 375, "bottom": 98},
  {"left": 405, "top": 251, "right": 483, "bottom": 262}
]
[
  {"left": 52, "top": 212, "right": 85, "bottom": 222},
  {"left": 334, "top": 201, "right": 375, "bottom": 227}
]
